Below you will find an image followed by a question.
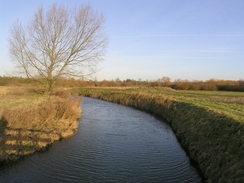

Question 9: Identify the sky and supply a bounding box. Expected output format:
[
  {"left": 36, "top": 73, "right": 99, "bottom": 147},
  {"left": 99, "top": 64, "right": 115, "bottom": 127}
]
[{"left": 0, "top": 0, "right": 244, "bottom": 81}]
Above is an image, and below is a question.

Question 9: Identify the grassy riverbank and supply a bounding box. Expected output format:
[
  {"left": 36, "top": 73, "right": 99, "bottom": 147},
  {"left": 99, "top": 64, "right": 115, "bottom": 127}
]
[
  {"left": 73, "top": 87, "right": 244, "bottom": 183},
  {"left": 0, "top": 87, "right": 82, "bottom": 163}
]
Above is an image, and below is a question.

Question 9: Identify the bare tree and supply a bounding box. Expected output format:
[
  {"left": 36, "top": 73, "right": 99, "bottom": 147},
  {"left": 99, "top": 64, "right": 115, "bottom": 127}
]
[
  {"left": 9, "top": 4, "right": 108, "bottom": 91},
  {"left": 157, "top": 76, "right": 171, "bottom": 86}
]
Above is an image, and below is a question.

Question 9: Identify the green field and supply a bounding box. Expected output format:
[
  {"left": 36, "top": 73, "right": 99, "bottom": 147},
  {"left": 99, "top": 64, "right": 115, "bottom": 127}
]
[
  {"left": 74, "top": 87, "right": 244, "bottom": 122},
  {"left": 74, "top": 87, "right": 244, "bottom": 182}
]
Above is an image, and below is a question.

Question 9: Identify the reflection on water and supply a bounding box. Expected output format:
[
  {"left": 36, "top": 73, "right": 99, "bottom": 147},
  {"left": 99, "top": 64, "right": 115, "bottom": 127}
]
[{"left": 0, "top": 97, "right": 202, "bottom": 183}]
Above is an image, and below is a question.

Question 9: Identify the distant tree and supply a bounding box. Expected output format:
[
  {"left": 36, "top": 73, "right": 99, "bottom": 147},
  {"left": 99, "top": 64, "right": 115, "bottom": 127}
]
[
  {"left": 202, "top": 83, "right": 218, "bottom": 91},
  {"left": 9, "top": 4, "right": 108, "bottom": 91},
  {"left": 115, "top": 78, "right": 121, "bottom": 82},
  {"left": 157, "top": 76, "right": 171, "bottom": 86},
  {"left": 189, "top": 83, "right": 201, "bottom": 90}
]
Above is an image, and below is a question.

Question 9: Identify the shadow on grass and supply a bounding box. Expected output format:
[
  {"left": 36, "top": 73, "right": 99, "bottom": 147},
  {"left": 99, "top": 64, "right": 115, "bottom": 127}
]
[{"left": 0, "top": 116, "right": 55, "bottom": 164}]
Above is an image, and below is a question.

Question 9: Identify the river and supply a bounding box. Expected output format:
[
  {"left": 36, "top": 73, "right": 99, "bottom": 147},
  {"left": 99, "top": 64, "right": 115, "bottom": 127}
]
[{"left": 0, "top": 97, "right": 202, "bottom": 183}]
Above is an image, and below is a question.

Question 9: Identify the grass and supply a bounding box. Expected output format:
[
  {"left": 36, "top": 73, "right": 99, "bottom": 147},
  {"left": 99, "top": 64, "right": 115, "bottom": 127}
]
[
  {"left": 0, "top": 86, "right": 82, "bottom": 163},
  {"left": 74, "top": 87, "right": 244, "bottom": 120},
  {"left": 73, "top": 87, "right": 244, "bottom": 183},
  {"left": 23, "top": 141, "right": 34, "bottom": 147}
]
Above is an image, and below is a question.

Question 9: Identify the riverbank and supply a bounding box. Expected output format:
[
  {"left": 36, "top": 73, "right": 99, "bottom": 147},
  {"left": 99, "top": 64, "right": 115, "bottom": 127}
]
[
  {"left": 0, "top": 87, "right": 82, "bottom": 163},
  {"left": 74, "top": 87, "right": 244, "bottom": 183}
]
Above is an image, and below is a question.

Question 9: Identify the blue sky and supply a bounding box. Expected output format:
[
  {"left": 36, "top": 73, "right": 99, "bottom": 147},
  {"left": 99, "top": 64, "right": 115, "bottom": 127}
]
[{"left": 0, "top": 0, "right": 244, "bottom": 81}]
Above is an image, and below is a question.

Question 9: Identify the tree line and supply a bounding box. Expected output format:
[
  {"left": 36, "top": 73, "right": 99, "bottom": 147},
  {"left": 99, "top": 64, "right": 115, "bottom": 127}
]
[{"left": 1, "top": 76, "right": 244, "bottom": 92}]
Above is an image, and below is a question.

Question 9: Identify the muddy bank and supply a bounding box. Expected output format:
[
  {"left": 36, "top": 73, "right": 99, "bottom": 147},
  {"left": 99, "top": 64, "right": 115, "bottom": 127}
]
[
  {"left": 77, "top": 89, "right": 244, "bottom": 183},
  {"left": 0, "top": 94, "right": 82, "bottom": 163}
]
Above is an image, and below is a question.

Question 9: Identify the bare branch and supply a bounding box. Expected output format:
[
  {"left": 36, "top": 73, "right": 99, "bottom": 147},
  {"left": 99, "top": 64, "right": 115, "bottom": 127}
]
[{"left": 9, "top": 3, "right": 108, "bottom": 91}]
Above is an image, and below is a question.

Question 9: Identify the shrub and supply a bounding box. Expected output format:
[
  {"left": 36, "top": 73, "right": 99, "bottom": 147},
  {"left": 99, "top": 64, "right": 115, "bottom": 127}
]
[{"left": 52, "top": 90, "right": 70, "bottom": 99}]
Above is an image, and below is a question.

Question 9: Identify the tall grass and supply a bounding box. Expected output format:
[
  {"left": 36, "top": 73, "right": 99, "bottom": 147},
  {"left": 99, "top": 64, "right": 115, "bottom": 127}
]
[
  {"left": 0, "top": 88, "right": 82, "bottom": 163},
  {"left": 2, "top": 95, "right": 82, "bottom": 130},
  {"left": 75, "top": 88, "right": 244, "bottom": 182}
]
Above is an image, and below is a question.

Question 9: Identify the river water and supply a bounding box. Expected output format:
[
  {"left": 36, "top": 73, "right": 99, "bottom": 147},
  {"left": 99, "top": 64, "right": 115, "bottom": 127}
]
[{"left": 0, "top": 97, "right": 202, "bottom": 183}]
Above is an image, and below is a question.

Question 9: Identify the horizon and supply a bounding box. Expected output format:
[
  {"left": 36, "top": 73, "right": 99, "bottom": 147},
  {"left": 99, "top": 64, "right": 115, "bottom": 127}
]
[{"left": 0, "top": 0, "right": 244, "bottom": 81}]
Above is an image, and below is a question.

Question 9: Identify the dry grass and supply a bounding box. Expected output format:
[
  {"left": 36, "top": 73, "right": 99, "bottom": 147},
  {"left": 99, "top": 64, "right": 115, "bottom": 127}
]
[
  {"left": 0, "top": 86, "right": 82, "bottom": 163},
  {"left": 0, "top": 86, "right": 38, "bottom": 95},
  {"left": 2, "top": 96, "right": 82, "bottom": 130}
]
